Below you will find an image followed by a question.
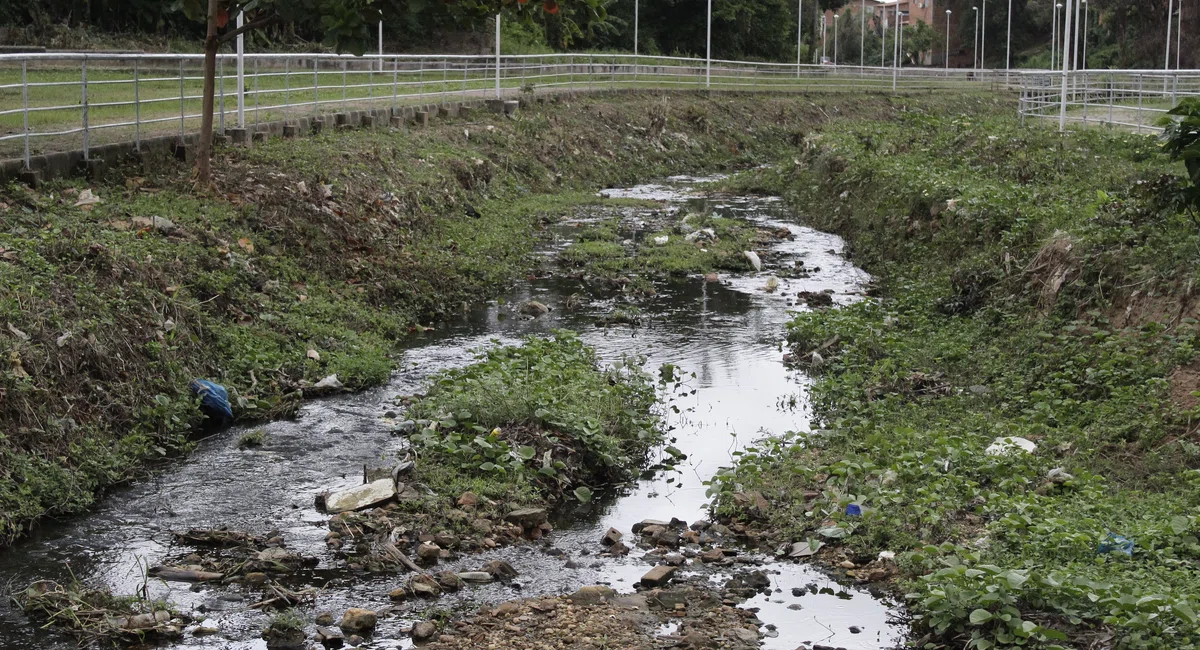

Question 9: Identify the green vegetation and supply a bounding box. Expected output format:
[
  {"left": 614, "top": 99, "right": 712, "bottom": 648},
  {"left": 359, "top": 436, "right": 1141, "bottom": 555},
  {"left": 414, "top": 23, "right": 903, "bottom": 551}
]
[
  {"left": 713, "top": 106, "right": 1200, "bottom": 648},
  {"left": 1, "top": 91, "right": 873, "bottom": 544},
  {"left": 408, "top": 332, "right": 662, "bottom": 503},
  {"left": 237, "top": 429, "right": 269, "bottom": 449},
  {"left": 559, "top": 212, "right": 757, "bottom": 280},
  {"left": 17, "top": 580, "right": 179, "bottom": 645}
]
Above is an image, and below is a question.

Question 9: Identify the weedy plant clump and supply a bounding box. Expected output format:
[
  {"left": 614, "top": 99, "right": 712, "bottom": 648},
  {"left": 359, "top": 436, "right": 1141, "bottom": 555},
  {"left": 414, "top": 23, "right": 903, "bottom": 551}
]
[
  {"left": 713, "top": 108, "right": 1200, "bottom": 648},
  {"left": 406, "top": 331, "right": 676, "bottom": 504},
  {"left": 17, "top": 580, "right": 183, "bottom": 645}
]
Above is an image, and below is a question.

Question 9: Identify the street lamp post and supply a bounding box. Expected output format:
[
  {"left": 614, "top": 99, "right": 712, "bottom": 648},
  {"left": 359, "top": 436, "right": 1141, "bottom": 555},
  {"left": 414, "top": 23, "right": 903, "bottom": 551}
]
[
  {"left": 797, "top": 0, "right": 803, "bottom": 76},
  {"left": 1082, "top": 0, "right": 1088, "bottom": 71},
  {"left": 882, "top": 8, "right": 888, "bottom": 67},
  {"left": 946, "top": 9, "right": 953, "bottom": 70},
  {"left": 706, "top": 0, "right": 712, "bottom": 88},
  {"left": 1006, "top": 0, "right": 1013, "bottom": 70},
  {"left": 822, "top": 13, "right": 828, "bottom": 62},
  {"left": 634, "top": 0, "right": 639, "bottom": 58},
  {"left": 861, "top": 0, "right": 866, "bottom": 68},
  {"left": 1059, "top": 0, "right": 1075, "bottom": 131},
  {"left": 981, "top": 0, "right": 986, "bottom": 70},
  {"left": 1166, "top": 0, "right": 1174, "bottom": 75},
  {"left": 973, "top": 6, "right": 979, "bottom": 70},
  {"left": 1052, "top": 3, "right": 1061, "bottom": 70},
  {"left": 899, "top": 11, "right": 905, "bottom": 69},
  {"left": 834, "top": 13, "right": 840, "bottom": 67}
]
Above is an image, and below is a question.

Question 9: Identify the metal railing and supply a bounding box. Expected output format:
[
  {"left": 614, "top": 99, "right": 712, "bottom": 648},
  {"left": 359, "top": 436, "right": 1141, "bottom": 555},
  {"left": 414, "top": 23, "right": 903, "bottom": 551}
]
[
  {"left": 1016, "top": 69, "right": 1200, "bottom": 133},
  {"left": 0, "top": 52, "right": 1012, "bottom": 167}
]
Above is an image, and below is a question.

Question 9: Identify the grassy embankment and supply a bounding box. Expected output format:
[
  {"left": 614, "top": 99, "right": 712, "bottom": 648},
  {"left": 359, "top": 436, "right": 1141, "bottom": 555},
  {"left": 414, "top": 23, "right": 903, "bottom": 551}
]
[
  {"left": 0, "top": 91, "right": 918, "bottom": 544},
  {"left": 713, "top": 107, "right": 1200, "bottom": 647}
]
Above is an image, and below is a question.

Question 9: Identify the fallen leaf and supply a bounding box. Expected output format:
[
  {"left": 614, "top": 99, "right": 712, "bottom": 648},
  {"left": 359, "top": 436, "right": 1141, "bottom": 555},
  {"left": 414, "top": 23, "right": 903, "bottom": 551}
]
[
  {"left": 165, "top": 285, "right": 178, "bottom": 295},
  {"left": 307, "top": 349, "right": 321, "bottom": 361},
  {"left": 238, "top": 238, "right": 254, "bottom": 253},
  {"left": 297, "top": 295, "right": 308, "bottom": 302}
]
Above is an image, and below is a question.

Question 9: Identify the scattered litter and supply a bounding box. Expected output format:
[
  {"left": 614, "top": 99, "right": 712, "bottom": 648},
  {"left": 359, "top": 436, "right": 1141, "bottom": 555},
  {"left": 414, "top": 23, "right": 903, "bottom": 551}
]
[
  {"left": 845, "top": 503, "right": 863, "bottom": 517},
  {"left": 320, "top": 184, "right": 333, "bottom": 200},
  {"left": 190, "top": 379, "right": 233, "bottom": 422},
  {"left": 684, "top": 228, "right": 716, "bottom": 243},
  {"left": 1047, "top": 468, "right": 1074, "bottom": 483},
  {"left": 744, "top": 251, "right": 762, "bottom": 272},
  {"left": 986, "top": 436, "right": 1037, "bottom": 456},
  {"left": 763, "top": 277, "right": 780, "bottom": 293},
  {"left": 877, "top": 551, "right": 896, "bottom": 562},
  {"left": 1098, "top": 533, "right": 1134, "bottom": 557},
  {"left": 56, "top": 331, "right": 71, "bottom": 347},
  {"left": 74, "top": 189, "right": 102, "bottom": 208},
  {"left": 307, "top": 349, "right": 321, "bottom": 361},
  {"left": 7, "top": 322, "right": 30, "bottom": 341},
  {"left": 788, "top": 540, "right": 822, "bottom": 558},
  {"left": 653, "top": 235, "right": 669, "bottom": 246}
]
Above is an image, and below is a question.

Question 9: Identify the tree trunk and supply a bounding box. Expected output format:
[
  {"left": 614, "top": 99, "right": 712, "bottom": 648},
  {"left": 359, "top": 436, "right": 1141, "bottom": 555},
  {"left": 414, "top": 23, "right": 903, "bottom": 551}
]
[{"left": 196, "top": 0, "right": 220, "bottom": 187}]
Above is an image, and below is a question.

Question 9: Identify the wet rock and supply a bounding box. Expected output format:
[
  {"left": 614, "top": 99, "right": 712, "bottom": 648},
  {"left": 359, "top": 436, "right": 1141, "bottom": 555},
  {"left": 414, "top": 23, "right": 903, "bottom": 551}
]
[
  {"left": 193, "top": 619, "right": 220, "bottom": 636},
  {"left": 732, "top": 491, "right": 770, "bottom": 515},
  {"left": 409, "top": 574, "right": 442, "bottom": 598},
  {"left": 395, "top": 420, "right": 417, "bottom": 434},
  {"left": 388, "top": 587, "right": 409, "bottom": 601},
  {"left": 728, "top": 627, "right": 760, "bottom": 644},
  {"left": 640, "top": 565, "right": 678, "bottom": 588},
  {"left": 315, "top": 612, "right": 335, "bottom": 626},
  {"left": 664, "top": 553, "right": 685, "bottom": 566},
  {"left": 412, "top": 621, "right": 438, "bottom": 640},
  {"left": 632, "top": 519, "right": 670, "bottom": 534},
  {"left": 315, "top": 626, "right": 344, "bottom": 649},
  {"left": 312, "top": 374, "right": 345, "bottom": 392},
  {"left": 244, "top": 572, "right": 268, "bottom": 585},
  {"left": 417, "top": 542, "right": 442, "bottom": 562},
  {"left": 457, "top": 492, "right": 478, "bottom": 508},
  {"left": 324, "top": 479, "right": 396, "bottom": 513},
  {"left": 457, "top": 571, "right": 495, "bottom": 584},
  {"left": 491, "top": 602, "right": 522, "bottom": 618},
  {"left": 338, "top": 608, "right": 376, "bottom": 634},
  {"left": 483, "top": 560, "right": 519, "bottom": 579},
  {"left": 518, "top": 301, "right": 550, "bottom": 317},
  {"left": 704, "top": 272, "right": 720, "bottom": 283},
  {"left": 607, "top": 541, "right": 631, "bottom": 556},
  {"left": 569, "top": 585, "right": 616, "bottom": 605},
  {"left": 505, "top": 507, "right": 547, "bottom": 528},
  {"left": 435, "top": 571, "right": 464, "bottom": 591},
  {"left": 699, "top": 548, "right": 726, "bottom": 563},
  {"left": 849, "top": 625, "right": 863, "bottom": 634},
  {"left": 433, "top": 533, "right": 459, "bottom": 548},
  {"left": 601, "top": 527, "right": 624, "bottom": 546}
]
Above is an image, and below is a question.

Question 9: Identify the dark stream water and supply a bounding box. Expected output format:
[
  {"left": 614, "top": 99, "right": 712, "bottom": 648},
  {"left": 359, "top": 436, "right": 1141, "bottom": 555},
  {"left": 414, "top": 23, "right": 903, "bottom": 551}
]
[{"left": 0, "top": 178, "right": 904, "bottom": 650}]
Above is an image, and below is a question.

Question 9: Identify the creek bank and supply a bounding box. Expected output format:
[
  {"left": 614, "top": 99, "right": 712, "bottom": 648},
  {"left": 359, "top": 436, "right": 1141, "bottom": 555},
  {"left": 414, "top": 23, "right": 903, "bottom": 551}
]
[
  {"left": 2, "top": 91, "right": 927, "bottom": 544},
  {"left": 713, "top": 104, "right": 1200, "bottom": 647}
]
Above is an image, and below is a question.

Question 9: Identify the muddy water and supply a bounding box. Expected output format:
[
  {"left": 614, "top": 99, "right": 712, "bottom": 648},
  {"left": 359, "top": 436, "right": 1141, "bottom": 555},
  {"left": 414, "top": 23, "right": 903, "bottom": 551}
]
[{"left": 0, "top": 177, "right": 903, "bottom": 650}]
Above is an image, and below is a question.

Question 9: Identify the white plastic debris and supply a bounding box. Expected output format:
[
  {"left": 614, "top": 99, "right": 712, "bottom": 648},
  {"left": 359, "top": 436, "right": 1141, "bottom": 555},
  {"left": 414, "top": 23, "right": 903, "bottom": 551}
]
[
  {"left": 653, "top": 235, "right": 669, "bottom": 246},
  {"left": 313, "top": 374, "right": 344, "bottom": 391},
  {"left": 877, "top": 551, "right": 896, "bottom": 562},
  {"left": 986, "top": 436, "right": 1037, "bottom": 456},
  {"left": 74, "top": 189, "right": 102, "bottom": 207},
  {"left": 1047, "top": 468, "right": 1075, "bottom": 483},
  {"left": 744, "top": 251, "right": 762, "bottom": 272}
]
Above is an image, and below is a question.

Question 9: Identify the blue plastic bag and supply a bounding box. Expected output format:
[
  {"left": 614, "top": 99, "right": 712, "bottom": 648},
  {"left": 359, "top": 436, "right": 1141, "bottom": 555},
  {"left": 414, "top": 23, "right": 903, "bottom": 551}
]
[
  {"left": 1098, "top": 533, "right": 1134, "bottom": 557},
  {"left": 845, "top": 503, "right": 863, "bottom": 517},
  {"left": 190, "top": 379, "right": 233, "bottom": 422}
]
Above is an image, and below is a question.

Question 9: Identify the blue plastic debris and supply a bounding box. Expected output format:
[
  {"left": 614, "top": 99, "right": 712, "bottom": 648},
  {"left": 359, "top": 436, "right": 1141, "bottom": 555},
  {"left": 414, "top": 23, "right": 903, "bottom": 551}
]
[
  {"left": 1098, "top": 533, "right": 1134, "bottom": 557},
  {"left": 190, "top": 379, "right": 233, "bottom": 422},
  {"left": 845, "top": 503, "right": 863, "bottom": 517}
]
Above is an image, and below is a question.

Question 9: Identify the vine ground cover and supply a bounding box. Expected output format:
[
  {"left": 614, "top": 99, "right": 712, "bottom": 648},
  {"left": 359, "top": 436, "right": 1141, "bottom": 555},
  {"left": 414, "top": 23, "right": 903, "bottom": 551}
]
[{"left": 713, "top": 107, "right": 1200, "bottom": 649}]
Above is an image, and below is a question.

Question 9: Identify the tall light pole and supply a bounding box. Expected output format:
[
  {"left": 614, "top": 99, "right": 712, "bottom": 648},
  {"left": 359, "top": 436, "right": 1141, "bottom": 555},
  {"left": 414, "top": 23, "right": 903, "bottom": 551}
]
[
  {"left": 1176, "top": 0, "right": 1182, "bottom": 70},
  {"left": 822, "top": 12, "right": 828, "bottom": 62},
  {"left": 634, "top": 0, "right": 639, "bottom": 58},
  {"left": 882, "top": 7, "right": 888, "bottom": 67},
  {"left": 378, "top": 20, "right": 383, "bottom": 71},
  {"left": 981, "top": 0, "right": 987, "bottom": 69},
  {"left": 706, "top": 0, "right": 712, "bottom": 88},
  {"left": 899, "top": 10, "right": 905, "bottom": 68},
  {"left": 861, "top": 0, "right": 866, "bottom": 68},
  {"left": 1072, "top": 0, "right": 1081, "bottom": 74},
  {"left": 797, "top": 0, "right": 803, "bottom": 75},
  {"left": 1166, "top": 0, "right": 1174, "bottom": 75},
  {"left": 1082, "top": 0, "right": 1088, "bottom": 71},
  {"left": 1006, "top": 0, "right": 1013, "bottom": 70},
  {"left": 834, "top": 13, "right": 840, "bottom": 67},
  {"left": 1058, "top": 0, "right": 1075, "bottom": 131},
  {"left": 973, "top": 6, "right": 979, "bottom": 70},
  {"left": 1052, "top": 3, "right": 1061, "bottom": 70},
  {"left": 946, "top": 9, "right": 953, "bottom": 69}
]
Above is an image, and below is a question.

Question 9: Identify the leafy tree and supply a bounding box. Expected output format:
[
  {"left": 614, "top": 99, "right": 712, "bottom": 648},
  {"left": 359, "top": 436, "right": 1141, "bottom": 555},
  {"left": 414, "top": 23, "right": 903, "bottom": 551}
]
[{"left": 1162, "top": 98, "right": 1200, "bottom": 218}]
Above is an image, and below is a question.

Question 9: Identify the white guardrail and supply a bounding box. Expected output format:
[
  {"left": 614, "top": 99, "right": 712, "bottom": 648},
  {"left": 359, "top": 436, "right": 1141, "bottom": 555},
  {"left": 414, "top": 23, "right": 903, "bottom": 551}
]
[
  {"left": 1016, "top": 69, "right": 1200, "bottom": 133},
  {"left": 1, "top": 52, "right": 1197, "bottom": 168},
  {"left": 0, "top": 52, "right": 1013, "bottom": 166}
]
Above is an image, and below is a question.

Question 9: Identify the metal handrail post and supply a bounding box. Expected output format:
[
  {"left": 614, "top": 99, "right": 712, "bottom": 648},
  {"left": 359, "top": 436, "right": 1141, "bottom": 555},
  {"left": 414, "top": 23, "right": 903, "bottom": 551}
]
[
  {"left": 179, "top": 59, "right": 186, "bottom": 142},
  {"left": 219, "top": 58, "right": 225, "bottom": 133},
  {"left": 134, "top": 59, "right": 141, "bottom": 150},
  {"left": 82, "top": 59, "right": 89, "bottom": 160},
  {"left": 22, "top": 61, "right": 30, "bottom": 169}
]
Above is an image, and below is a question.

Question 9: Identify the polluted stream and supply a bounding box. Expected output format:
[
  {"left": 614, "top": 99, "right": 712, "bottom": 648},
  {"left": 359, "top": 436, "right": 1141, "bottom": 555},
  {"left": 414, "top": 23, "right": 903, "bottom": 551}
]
[{"left": 0, "top": 177, "right": 904, "bottom": 650}]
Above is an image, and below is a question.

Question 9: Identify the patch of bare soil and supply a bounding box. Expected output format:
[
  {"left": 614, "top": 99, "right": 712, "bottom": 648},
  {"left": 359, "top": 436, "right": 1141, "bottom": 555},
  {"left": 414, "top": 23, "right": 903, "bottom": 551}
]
[
  {"left": 426, "top": 585, "right": 763, "bottom": 650},
  {"left": 1170, "top": 362, "right": 1200, "bottom": 411}
]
